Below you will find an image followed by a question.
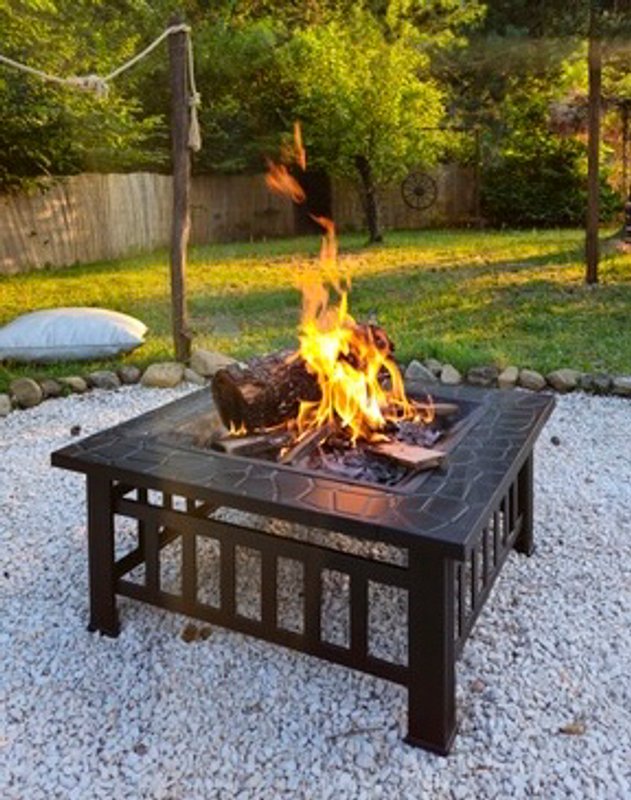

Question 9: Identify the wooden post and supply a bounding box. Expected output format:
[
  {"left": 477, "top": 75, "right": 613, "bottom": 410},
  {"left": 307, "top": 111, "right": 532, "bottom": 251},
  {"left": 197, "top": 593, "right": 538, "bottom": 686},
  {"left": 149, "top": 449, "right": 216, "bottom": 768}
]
[
  {"left": 168, "top": 18, "right": 192, "bottom": 361},
  {"left": 585, "top": 4, "right": 602, "bottom": 285}
]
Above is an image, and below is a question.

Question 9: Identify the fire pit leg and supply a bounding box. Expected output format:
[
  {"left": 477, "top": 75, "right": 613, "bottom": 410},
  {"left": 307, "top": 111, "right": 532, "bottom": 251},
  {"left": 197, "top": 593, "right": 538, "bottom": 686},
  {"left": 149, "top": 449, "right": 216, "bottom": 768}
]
[
  {"left": 405, "top": 550, "right": 456, "bottom": 755},
  {"left": 514, "top": 455, "right": 534, "bottom": 556},
  {"left": 86, "top": 475, "right": 120, "bottom": 637}
]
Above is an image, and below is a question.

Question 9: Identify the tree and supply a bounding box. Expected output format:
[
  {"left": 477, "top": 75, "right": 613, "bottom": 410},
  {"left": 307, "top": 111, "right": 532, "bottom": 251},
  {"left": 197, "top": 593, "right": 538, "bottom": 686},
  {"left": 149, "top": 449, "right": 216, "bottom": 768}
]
[
  {"left": 190, "top": 17, "right": 292, "bottom": 174},
  {"left": 278, "top": 8, "right": 445, "bottom": 241},
  {"left": 480, "top": 80, "right": 619, "bottom": 226},
  {"left": 478, "top": 0, "right": 631, "bottom": 282},
  {"left": 0, "top": 0, "right": 166, "bottom": 192}
]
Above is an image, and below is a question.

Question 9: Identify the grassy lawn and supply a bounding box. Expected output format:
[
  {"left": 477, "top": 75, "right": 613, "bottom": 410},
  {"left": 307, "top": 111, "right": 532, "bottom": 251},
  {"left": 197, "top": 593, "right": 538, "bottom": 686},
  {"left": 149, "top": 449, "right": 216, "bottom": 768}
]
[{"left": 1, "top": 228, "right": 630, "bottom": 392}]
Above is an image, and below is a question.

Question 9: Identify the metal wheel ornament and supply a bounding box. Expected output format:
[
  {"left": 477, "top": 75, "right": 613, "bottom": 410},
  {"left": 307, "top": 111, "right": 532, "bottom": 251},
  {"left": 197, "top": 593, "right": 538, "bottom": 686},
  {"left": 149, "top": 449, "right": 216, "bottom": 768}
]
[{"left": 401, "top": 172, "right": 438, "bottom": 211}]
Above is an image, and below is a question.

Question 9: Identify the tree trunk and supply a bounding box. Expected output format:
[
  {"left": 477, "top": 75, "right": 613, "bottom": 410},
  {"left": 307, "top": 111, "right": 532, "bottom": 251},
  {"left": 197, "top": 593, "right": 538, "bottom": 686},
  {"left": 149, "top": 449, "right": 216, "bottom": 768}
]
[
  {"left": 355, "top": 155, "right": 383, "bottom": 243},
  {"left": 585, "top": 8, "right": 602, "bottom": 285}
]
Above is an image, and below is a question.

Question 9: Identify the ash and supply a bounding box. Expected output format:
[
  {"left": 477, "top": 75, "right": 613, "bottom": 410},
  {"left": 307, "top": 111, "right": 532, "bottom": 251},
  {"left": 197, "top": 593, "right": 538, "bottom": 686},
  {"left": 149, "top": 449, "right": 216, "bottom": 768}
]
[
  {"left": 387, "top": 418, "right": 443, "bottom": 447},
  {"left": 307, "top": 444, "right": 409, "bottom": 485},
  {"left": 305, "top": 419, "right": 444, "bottom": 486}
]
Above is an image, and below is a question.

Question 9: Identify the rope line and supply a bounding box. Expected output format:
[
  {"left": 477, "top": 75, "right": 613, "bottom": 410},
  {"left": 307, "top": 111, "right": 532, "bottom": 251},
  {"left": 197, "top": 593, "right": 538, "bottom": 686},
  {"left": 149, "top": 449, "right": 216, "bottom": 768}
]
[
  {"left": 103, "top": 23, "right": 189, "bottom": 82},
  {"left": 0, "top": 52, "right": 105, "bottom": 92},
  {"left": 0, "top": 23, "right": 201, "bottom": 150}
]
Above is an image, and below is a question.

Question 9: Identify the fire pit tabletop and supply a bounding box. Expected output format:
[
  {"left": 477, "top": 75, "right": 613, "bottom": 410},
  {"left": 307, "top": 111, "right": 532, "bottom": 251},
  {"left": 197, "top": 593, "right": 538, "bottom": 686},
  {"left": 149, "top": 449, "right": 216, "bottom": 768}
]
[{"left": 52, "top": 381, "right": 554, "bottom": 560}]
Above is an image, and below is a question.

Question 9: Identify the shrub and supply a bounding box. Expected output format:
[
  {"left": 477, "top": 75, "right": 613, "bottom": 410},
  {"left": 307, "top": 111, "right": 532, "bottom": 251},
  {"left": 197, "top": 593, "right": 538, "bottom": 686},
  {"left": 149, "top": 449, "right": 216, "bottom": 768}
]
[{"left": 481, "top": 88, "right": 620, "bottom": 227}]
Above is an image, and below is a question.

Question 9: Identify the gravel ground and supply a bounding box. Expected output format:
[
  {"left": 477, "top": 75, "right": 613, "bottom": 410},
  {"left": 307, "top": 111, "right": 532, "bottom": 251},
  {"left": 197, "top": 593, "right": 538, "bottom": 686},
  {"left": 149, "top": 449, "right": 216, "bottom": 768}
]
[{"left": 1, "top": 386, "right": 630, "bottom": 800}]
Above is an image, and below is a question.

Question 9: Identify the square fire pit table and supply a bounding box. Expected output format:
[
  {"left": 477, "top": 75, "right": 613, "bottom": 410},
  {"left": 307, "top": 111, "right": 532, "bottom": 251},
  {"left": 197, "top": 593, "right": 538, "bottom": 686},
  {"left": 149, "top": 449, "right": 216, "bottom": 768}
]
[{"left": 52, "top": 380, "right": 554, "bottom": 755}]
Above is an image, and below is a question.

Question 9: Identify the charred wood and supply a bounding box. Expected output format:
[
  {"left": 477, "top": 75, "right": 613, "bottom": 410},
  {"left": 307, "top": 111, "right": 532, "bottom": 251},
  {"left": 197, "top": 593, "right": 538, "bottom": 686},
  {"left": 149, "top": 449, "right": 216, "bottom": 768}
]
[{"left": 211, "top": 349, "right": 320, "bottom": 432}]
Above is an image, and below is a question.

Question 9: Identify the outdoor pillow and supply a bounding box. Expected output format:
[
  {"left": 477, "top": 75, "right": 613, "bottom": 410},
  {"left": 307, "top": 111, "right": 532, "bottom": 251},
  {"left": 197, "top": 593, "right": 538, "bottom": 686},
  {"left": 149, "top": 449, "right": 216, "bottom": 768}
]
[{"left": 0, "top": 307, "right": 147, "bottom": 363}]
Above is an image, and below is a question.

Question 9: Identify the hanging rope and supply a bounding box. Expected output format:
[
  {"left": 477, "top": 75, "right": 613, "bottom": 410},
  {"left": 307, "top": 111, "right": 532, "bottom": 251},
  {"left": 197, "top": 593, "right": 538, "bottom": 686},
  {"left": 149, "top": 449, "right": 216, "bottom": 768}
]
[
  {"left": 186, "top": 32, "right": 201, "bottom": 152},
  {"left": 0, "top": 23, "right": 201, "bottom": 150}
]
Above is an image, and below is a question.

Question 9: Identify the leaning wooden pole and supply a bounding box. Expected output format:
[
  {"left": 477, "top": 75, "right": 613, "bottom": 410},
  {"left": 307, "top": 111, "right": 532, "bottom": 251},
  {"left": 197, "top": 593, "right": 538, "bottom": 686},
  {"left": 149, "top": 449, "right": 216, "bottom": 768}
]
[
  {"left": 168, "top": 19, "right": 192, "bottom": 361},
  {"left": 585, "top": 6, "right": 602, "bottom": 285}
]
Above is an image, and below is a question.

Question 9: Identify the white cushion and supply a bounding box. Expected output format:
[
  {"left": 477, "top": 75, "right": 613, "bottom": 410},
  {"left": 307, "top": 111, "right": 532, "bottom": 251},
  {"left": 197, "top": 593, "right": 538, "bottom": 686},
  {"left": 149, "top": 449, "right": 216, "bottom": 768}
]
[{"left": 0, "top": 307, "right": 147, "bottom": 363}]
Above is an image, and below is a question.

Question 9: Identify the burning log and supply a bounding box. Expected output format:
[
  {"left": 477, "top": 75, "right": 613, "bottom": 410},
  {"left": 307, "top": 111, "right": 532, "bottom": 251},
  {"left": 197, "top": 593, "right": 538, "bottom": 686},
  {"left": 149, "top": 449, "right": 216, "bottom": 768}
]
[
  {"left": 340, "top": 323, "right": 394, "bottom": 372},
  {"left": 211, "top": 325, "right": 394, "bottom": 433},
  {"left": 211, "top": 349, "right": 320, "bottom": 432}
]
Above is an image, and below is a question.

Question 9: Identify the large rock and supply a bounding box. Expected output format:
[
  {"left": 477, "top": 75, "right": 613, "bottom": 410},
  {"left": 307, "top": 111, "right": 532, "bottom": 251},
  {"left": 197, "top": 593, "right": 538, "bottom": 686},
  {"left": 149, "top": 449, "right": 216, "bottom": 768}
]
[
  {"left": 612, "top": 376, "right": 631, "bottom": 397},
  {"left": 546, "top": 368, "right": 580, "bottom": 393},
  {"left": 0, "top": 393, "right": 12, "bottom": 417},
  {"left": 440, "top": 364, "right": 462, "bottom": 385},
  {"left": 39, "top": 378, "right": 63, "bottom": 398},
  {"left": 87, "top": 370, "right": 121, "bottom": 390},
  {"left": 183, "top": 367, "right": 206, "bottom": 386},
  {"left": 580, "top": 372, "right": 612, "bottom": 394},
  {"left": 423, "top": 358, "right": 443, "bottom": 377},
  {"left": 592, "top": 373, "right": 613, "bottom": 394},
  {"left": 519, "top": 369, "right": 546, "bottom": 392},
  {"left": 404, "top": 360, "right": 438, "bottom": 384},
  {"left": 467, "top": 366, "right": 499, "bottom": 388},
  {"left": 59, "top": 376, "right": 88, "bottom": 394},
  {"left": 578, "top": 373, "right": 593, "bottom": 392},
  {"left": 118, "top": 365, "right": 142, "bottom": 385},
  {"left": 190, "top": 349, "right": 238, "bottom": 378},
  {"left": 141, "top": 362, "right": 184, "bottom": 388},
  {"left": 498, "top": 365, "right": 519, "bottom": 389},
  {"left": 10, "top": 377, "right": 43, "bottom": 408}
]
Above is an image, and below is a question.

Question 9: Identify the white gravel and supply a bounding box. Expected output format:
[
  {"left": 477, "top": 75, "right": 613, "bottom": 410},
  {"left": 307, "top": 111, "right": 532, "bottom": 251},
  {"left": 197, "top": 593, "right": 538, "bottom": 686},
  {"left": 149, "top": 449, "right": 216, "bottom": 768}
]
[{"left": 1, "top": 386, "right": 630, "bottom": 799}]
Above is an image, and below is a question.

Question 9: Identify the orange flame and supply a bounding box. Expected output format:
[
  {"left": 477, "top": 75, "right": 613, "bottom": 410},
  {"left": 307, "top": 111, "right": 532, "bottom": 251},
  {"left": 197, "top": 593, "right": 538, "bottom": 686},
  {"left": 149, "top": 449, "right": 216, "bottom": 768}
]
[
  {"left": 293, "top": 121, "right": 307, "bottom": 171},
  {"left": 265, "top": 123, "right": 433, "bottom": 443},
  {"left": 265, "top": 160, "right": 306, "bottom": 203},
  {"left": 310, "top": 215, "right": 338, "bottom": 265}
]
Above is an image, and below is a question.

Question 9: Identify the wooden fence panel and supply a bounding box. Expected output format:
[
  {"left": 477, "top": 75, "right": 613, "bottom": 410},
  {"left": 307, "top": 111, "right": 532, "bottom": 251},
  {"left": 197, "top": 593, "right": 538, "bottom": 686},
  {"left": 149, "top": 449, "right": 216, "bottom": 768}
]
[
  {"left": 0, "top": 166, "right": 476, "bottom": 275},
  {"left": 190, "top": 174, "right": 294, "bottom": 244},
  {"left": 332, "top": 165, "right": 477, "bottom": 232},
  {"left": 0, "top": 173, "right": 173, "bottom": 275}
]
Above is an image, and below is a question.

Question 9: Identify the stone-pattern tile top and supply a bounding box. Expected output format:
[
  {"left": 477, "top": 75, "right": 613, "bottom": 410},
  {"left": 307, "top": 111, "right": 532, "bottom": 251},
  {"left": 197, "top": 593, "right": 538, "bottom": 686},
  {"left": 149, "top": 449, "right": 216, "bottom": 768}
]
[{"left": 52, "top": 383, "right": 554, "bottom": 559}]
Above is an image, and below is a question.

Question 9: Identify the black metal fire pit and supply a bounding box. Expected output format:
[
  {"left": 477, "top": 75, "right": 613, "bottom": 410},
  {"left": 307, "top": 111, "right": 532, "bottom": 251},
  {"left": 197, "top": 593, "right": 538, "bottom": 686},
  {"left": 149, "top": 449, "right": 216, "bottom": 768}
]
[{"left": 51, "top": 380, "right": 554, "bottom": 755}]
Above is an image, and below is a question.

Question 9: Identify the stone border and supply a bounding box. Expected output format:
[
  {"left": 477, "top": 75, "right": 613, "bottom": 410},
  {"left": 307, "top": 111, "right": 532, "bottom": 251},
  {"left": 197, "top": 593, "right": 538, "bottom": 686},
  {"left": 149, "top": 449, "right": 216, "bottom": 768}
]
[
  {"left": 404, "top": 359, "right": 631, "bottom": 397},
  {"left": 1, "top": 350, "right": 630, "bottom": 418},
  {"left": 0, "top": 350, "right": 237, "bottom": 417}
]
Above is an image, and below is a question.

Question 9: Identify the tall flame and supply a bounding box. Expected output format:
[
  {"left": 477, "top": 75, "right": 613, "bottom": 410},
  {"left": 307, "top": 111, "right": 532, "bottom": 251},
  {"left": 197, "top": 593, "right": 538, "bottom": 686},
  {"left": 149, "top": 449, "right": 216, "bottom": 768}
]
[{"left": 266, "top": 123, "right": 432, "bottom": 443}]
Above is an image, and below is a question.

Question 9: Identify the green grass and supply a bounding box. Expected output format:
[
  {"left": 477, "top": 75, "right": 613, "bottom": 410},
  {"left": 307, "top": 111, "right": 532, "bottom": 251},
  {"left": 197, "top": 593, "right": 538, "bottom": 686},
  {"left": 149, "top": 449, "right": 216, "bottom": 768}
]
[{"left": 1, "top": 228, "right": 630, "bottom": 392}]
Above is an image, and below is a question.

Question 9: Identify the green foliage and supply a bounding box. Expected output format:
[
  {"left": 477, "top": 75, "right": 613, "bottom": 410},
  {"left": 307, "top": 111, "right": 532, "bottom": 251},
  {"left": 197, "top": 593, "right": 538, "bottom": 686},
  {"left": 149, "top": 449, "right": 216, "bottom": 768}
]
[
  {"left": 278, "top": 7, "right": 445, "bottom": 185},
  {"left": 1, "top": 0, "right": 482, "bottom": 192},
  {"left": 0, "top": 0, "right": 168, "bottom": 191},
  {"left": 481, "top": 85, "right": 620, "bottom": 227},
  {"left": 192, "top": 17, "right": 291, "bottom": 173},
  {"left": 383, "top": 0, "right": 486, "bottom": 48},
  {"left": 483, "top": 0, "right": 631, "bottom": 38}
]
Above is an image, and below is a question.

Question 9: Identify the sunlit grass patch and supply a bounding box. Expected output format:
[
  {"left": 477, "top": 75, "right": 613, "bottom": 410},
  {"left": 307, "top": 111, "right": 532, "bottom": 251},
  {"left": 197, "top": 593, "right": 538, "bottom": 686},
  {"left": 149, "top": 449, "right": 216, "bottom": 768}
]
[{"left": 0, "top": 228, "right": 629, "bottom": 391}]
